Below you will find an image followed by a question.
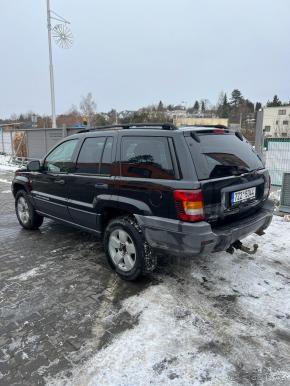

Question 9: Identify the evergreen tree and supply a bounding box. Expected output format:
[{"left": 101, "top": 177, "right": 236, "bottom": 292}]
[
  {"left": 255, "top": 102, "right": 262, "bottom": 111},
  {"left": 267, "top": 95, "right": 282, "bottom": 107},
  {"left": 193, "top": 100, "right": 199, "bottom": 113},
  {"left": 157, "top": 100, "right": 164, "bottom": 111},
  {"left": 201, "top": 100, "right": 206, "bottom": 113},
  {"left": 217, "top": 93, "right": 230, "bottom": 118},
  {"left": 230, "top": 89, "right": 243, "bottom": 107}
]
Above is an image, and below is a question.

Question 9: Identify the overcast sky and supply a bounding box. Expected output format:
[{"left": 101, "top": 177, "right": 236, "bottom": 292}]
[{"left": 1, "top": 0, "right": 290, "bottom": 118}]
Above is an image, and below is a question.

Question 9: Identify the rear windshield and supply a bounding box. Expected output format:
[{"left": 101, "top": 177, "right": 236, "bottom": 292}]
[{"left": 185, "top": 133, "right": 264, "bottom": 180}]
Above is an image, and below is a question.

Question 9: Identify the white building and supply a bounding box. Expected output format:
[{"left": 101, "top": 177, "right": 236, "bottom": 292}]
[{"left": 262, "top": 105, "right": 290, "bottom": 137}]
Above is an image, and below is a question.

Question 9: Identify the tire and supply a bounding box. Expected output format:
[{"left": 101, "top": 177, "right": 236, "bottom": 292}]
[
  {"left": 103, "top": 216, "right": 157, "bottom": 281},
  {"left": 15, "top": 190, "right": 44, "bottom": 230}
]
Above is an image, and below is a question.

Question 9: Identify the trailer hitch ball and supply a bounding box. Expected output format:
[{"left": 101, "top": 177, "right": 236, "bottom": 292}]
[{"left": 226, "top": 240, "right": 258, "bottom": 255}]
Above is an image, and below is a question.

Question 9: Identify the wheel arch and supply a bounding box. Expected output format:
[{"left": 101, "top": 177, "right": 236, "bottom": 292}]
[
  {"left": 12, "top": 182, "right": 28, "bottom": 197},
  {"left": 98, "top": 196, "right": 152, "bottom": 232}
]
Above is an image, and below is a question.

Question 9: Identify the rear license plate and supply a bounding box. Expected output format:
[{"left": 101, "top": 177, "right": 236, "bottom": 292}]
[{"left": 231, "top": 187, "right": 256, "bottom": 205}]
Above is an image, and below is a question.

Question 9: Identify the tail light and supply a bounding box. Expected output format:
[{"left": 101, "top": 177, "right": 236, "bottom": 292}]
[{"left": 173, "top": 189, "right": 204, "bottom": 222}]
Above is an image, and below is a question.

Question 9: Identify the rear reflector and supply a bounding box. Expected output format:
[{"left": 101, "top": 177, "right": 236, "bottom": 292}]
[{"left": 173, "top": 189, "right": 204, "bottom": 222}]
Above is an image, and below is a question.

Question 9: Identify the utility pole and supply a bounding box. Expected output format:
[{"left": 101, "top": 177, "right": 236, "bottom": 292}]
[{"left": 46, "top": 0, "right": 57, "bottom": 128}]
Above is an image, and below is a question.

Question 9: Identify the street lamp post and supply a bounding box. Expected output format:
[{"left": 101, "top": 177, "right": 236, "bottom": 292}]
[
  {"left": 46, "top": 0, "right": 57, "bottom": 128},
  {"left": 46, "top": 0, "right": 73, "bottom": 129}
]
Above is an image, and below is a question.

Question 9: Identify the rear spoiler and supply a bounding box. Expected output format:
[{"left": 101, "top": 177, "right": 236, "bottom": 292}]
[{"left": 186, "top": 126, "right": 244, "bottom": 143}]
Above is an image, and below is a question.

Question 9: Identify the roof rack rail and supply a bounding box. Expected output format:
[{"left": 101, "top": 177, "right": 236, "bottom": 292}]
[{"left": 78, "top": 123, "right": 177, "bottom": 133}]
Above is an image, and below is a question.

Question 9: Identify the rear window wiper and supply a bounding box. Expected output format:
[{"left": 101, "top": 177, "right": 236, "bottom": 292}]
[
  {"left": 190, "top": 132, "right": 200, "bottom": 143},
  {"left": 236, "top": 166, "right": 251, "bottom": 173}
]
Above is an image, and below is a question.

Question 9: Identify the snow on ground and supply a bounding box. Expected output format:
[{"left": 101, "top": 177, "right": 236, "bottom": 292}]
[
  {"left": 0, "top": 154, "right": 19, "bottom": 172},
  {"left": 48, "top": 216, "right": 290, "bottom": 386},
  {"left": 269, "top": 188, "right": 281, "bottom": 208},
  {"left": 0, "top": 178, "right": 12, "bottom": 184},
  {"left": 7, "top": 266, "right": 45, "bottom": 282}
]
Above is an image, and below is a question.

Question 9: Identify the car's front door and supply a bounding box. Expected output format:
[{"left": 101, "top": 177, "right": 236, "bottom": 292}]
[{"left": 30, "top": 138, "right": 79, "bottom": 220}]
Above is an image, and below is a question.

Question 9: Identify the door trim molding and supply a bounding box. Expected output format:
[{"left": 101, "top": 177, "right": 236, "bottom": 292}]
[{"left": 31, "top": 190, "right": 94, "bottom": 208}]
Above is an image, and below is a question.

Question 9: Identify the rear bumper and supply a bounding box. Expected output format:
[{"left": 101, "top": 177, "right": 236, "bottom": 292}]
[{"left": 135, "top": 199, "right": 274, "bottom": 257}]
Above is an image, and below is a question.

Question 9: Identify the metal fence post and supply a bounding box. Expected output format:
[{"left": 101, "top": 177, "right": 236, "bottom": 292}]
[
  {"left": 44, "top": 128, "right": 48, "bottom": 153},
  {"left": 255, "top": 110, "right": 264, "bottom": 158},
  {"left": 0, "top": 127, "right": 4, "bottom": 153}
]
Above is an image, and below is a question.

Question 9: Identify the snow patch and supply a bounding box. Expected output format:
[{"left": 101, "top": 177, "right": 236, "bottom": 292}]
[
  {"left": 0, "top": 154, "right": 20, "bottom": 171},
  {"left": 47, "top": 216, "right": 290, "bottom": 386},
  {"left": 8, "top": 266, "right": 46, "bottom": 282},
  {"left": 269, "top": 188, "right": 281, "bottom": 206},
  {"left": 0, "top": 178, "right": 11, "bottom": 184}
]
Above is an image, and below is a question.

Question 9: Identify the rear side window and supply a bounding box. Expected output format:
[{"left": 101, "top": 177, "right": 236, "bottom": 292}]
[
  {"left": 185, "top": 133, "right": 264, "bottom": 180},
  {"left": 121, "top": 137, "right": 175, "bottom": 179},
  {"left": 76, "top": 137, "right": 106, "bottom": 174}
]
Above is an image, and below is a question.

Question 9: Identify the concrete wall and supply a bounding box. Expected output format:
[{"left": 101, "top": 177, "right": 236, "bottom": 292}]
[
  {"left": 25, "top": 128, "right": 80, "bottom": 159},
  {"left": 174, "top": 117, "right": 229, "bottom": 127}
]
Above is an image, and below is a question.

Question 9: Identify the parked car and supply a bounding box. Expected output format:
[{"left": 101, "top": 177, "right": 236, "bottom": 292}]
[{"left": 12, "top": 124, "right": 273, "bottom": 280}]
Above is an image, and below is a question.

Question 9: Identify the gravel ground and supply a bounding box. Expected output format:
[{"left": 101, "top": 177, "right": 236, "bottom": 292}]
[{"left": 1, "top": 170, "right": 290, "bottom": 386}]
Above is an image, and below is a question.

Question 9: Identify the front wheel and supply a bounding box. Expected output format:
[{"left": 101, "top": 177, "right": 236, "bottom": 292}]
[
  {"left": 103, "top": 216, "right": 157, "bottom": 281},
  {"left": 15, "top": 190, "right": 44, "bottom": 230}
]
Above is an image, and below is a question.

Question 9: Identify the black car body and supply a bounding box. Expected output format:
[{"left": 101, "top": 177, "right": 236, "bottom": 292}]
[{"left": 12, "top": 124, "right": 274, "bottom": 280}]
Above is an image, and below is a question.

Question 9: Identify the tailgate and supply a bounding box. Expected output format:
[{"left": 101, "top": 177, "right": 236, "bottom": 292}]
[
  {"left": 184, "top": 130, "right": 270, "bottom": 223},
  {"left": 200, "top": 170, "right": 270, "bottom": 223}
]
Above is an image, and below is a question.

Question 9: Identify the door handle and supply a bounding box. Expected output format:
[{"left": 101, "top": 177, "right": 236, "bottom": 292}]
[
  {"left": 54, "top": 179, "right": 65, "bottom": 185},
  {"left": 94, "top": 183, "right": 108, "bottom": 189}
]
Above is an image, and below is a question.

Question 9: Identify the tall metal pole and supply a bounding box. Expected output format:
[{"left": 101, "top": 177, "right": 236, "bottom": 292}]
[{"left": 46, "top": 0, "right": 57, "bottom": 128}]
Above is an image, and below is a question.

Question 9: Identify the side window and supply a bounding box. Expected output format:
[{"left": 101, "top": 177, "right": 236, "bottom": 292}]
[
  {"left": 100, "top": 137, "right": 113, "bottom": 175},
  {"left": 76, "top": 137, "right": 106, "bottom": 174},
  {"left": 44, "top": 139, "right": 78, "bottom": 173},
  {"left": 121, "top": 137, "right": 175, "bottom": 179}
]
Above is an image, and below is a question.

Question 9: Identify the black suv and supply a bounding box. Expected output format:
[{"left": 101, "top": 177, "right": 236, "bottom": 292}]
[{"left": 12, "top": 124, "right": 273, "bottom": 280}]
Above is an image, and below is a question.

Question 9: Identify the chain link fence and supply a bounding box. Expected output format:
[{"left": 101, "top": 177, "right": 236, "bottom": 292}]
[
  {"left": 255, "top": 111, "right": 290, "bottom": 187},
  {"left": 264, "top": 138, "right": 290, "bottom": 186}
]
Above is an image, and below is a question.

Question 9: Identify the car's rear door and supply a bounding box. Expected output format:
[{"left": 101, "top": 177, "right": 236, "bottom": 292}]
[
  {"left": 66, "top": 135, "right": 117, "bottom": 231},
  {"left": 184, "top": 130, "right": 270, "bottom": 224},
  {"left": 31, "top": 138, "right": 79, "bottom": 220}
]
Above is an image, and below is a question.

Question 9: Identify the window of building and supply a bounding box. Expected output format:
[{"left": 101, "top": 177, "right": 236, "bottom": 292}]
[
  {"left": 100, "top": 137, "right": 113, "bottom": 175},
  {"left": 264, "top": 126, "right": 271, "bottom": 132},
  {"left": 278, "top": 109, "right": 286, "bottom": 115},
  {"left": 121, "top": 137, "right": 175, "bottom": 179},
  {"left": 44, "top": 139, "right": 78, "bottom": 173},
  {"left": 76, "top": 137, "right": 106, "bottom": 174},
  {"left": 283, "top": 120, "right": 289, "bottom": 125}
]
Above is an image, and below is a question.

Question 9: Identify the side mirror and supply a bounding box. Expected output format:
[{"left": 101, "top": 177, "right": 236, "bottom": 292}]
[{"left": 27, "top": 160, "right": 41, "bottom": 172}]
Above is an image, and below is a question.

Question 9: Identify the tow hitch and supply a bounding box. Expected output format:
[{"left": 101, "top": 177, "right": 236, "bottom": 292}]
[{"left": 226, "top": 240, "right": 258, "bottom": 255}]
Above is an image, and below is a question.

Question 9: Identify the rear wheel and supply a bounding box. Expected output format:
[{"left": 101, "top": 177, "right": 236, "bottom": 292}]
[
  {"left": 103, "top": 216, "right": 157, "bottom": 281},
  {"left": 15, "top": 190, "right": 43, "bottom": 230}
]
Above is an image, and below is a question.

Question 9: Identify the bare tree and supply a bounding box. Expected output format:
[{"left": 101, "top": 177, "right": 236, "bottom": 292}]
[{"left": 79, "top": 92, "right": 97, "bottom": 126}]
